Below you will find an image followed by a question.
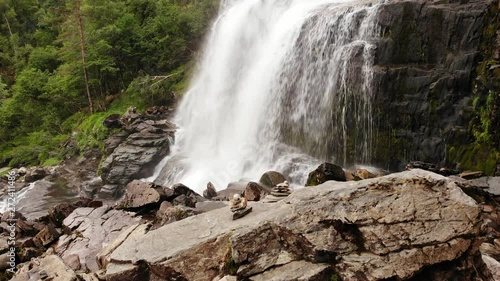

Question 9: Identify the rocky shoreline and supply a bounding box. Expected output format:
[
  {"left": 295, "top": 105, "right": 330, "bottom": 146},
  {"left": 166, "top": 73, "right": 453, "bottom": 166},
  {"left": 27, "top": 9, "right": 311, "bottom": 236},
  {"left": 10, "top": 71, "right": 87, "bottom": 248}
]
[
  {"left": 1, "top": 169, "right": 499, "bottom": 280},
  {"left": 0, "top": 108, "right": 499, "bottom": 280}
]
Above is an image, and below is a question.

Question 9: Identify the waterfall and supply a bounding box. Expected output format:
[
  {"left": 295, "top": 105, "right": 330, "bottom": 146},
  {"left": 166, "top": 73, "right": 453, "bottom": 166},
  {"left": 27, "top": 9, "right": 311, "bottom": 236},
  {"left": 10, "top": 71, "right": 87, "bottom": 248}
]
[{"left": 153, "top": 0, "right": 381, "bottom": 193}]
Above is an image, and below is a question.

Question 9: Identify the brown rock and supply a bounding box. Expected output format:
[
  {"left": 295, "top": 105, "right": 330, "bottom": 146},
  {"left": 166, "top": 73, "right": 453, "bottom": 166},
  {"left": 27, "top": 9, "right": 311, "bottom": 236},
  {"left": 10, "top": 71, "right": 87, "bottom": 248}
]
[
  {"left": 117, "top": 180, "right": 161, "bottom": 209},
  {"left": 203, "top": 182, "right": 218, "bottom": 199},
  {"left": 33, "top": 224, "right": 60, "bottom": 248},
  {"left": 244, "top": 182, "right": 268, "bottom": 201}
]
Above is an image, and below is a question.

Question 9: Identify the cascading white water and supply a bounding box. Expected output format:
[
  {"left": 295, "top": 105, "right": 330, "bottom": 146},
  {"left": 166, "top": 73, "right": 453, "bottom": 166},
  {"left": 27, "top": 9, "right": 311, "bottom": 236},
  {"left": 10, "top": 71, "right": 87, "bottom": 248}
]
[{"left": 154, "top": 0, "right": 382, "bottom": 193}]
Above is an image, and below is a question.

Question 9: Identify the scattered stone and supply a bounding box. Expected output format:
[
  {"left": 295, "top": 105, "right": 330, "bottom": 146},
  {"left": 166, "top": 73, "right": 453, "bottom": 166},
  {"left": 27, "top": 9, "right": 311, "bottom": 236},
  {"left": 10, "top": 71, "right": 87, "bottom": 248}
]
[
  {"left": 204, "top": 182, "right": 218, "bottom": 199},
  {"left": 306, "top": 162, "right": 346, "bottom": 186},
  {"left": 33, "top": 224, "right": 60, "bottom": 248},
  {"left": 259, "top": 171, "right": 286, "bottom": 188},
  {"left": 116, "top": 180, "right": 161, "bottom": 210},
  {"left": 244, "top": 182, "right": 268, "bottom": 201}
]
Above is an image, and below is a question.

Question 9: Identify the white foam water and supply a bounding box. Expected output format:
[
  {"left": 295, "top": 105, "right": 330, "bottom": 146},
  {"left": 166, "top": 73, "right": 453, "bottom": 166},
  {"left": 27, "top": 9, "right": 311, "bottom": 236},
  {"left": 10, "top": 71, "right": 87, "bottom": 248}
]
[{"left": 155, "top": 0, "right": 382, "bottom": 193}]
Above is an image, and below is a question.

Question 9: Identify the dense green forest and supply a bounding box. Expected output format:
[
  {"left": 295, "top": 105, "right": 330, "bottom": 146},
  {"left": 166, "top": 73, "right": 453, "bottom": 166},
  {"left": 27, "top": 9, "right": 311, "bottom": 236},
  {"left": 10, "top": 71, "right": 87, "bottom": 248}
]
[{"left": 0, "top": 0, "right": 218, "bottom": 167}]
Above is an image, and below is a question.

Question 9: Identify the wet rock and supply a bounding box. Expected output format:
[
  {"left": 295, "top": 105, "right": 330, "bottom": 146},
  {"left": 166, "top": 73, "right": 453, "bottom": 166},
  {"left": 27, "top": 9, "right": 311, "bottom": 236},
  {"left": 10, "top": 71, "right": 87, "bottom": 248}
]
[
  {"left": 259, "top": 171, "right": 286, "bottom": 188},
  {"left": 306, "top": 162, "right": 345, "bottom": 186},
  {"left": 203, "top": 182, "right": 218, "bottom": 199},
  {"left": 244, "top": 182, "right": 268, "bottom": 201},
  {"left": 12, "top": 255, "right": 77, "bottom": 281},
  {"left": 116, "top": 180, "right": 161, "bottom": 210},
  {"left": 25, "top": 167, "right": 48, "bottom": 183}
]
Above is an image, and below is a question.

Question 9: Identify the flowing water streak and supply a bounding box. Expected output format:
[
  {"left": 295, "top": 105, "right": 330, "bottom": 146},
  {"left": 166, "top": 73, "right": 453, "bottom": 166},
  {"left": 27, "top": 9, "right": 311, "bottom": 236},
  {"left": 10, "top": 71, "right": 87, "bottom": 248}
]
[{"left": 155, "top": 0, "right": 382, "bottom": 193}]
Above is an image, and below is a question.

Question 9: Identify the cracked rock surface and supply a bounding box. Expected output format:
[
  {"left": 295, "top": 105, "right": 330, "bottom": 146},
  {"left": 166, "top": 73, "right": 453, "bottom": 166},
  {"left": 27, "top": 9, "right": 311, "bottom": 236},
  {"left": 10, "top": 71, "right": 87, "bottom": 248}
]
[{"left": 95, "top": 170, "right": 490, "bottom": 280}]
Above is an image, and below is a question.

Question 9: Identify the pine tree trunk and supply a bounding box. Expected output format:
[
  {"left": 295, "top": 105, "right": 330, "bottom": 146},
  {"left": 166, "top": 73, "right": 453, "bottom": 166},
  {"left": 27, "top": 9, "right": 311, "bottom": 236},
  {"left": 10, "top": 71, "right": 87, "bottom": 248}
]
[{"left": 75, "top": 0, "right": 93, "bottom": 114}]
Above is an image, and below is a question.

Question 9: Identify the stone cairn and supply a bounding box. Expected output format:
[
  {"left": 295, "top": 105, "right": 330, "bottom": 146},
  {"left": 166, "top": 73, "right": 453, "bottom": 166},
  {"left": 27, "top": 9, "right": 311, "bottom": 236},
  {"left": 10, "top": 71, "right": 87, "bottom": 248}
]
[
  {"left": 229, "top": 194, "right": 252, "bottom": 220},
  {"left": 271, "top": 181, "right": 290, "bottom": 197}
]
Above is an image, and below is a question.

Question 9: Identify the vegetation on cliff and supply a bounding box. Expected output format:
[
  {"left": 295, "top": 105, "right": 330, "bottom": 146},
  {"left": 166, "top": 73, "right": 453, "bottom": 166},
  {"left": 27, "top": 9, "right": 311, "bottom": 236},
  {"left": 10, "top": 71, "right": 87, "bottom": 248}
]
[
  {"left": 447, "top": 2, "right": 500, "bottom": 175},
  {"left": 0, "top": 0, "right": 218, "bottom": 167}
]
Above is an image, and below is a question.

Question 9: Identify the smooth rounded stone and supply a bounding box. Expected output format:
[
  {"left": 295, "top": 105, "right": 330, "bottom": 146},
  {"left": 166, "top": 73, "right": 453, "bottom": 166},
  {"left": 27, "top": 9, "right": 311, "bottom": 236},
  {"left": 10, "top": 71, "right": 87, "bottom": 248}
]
[
  {"left": 203, "top": 182, "right": 218, "bottom": 199},
  {"left": 116, "top": 180, "right": 160, "bottom": 209},
  {"left": 306, "top": 162, "right": 346, "bottom": 186},
  {"left": 244, "top": 182, "right": 268, "bottom": 201},
  {"left": 259, "top": 171, "right": 286, "bottom": 188},
  {"left": 157, "top": 201, "right": 174, "bottom": 215}
]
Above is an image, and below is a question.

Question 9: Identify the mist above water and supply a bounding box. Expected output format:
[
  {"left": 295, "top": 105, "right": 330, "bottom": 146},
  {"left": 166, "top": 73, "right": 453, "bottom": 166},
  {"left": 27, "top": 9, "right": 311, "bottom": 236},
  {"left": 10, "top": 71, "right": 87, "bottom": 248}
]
[{"left": 153, "top": 0, "right": 381, "bottom": 193}]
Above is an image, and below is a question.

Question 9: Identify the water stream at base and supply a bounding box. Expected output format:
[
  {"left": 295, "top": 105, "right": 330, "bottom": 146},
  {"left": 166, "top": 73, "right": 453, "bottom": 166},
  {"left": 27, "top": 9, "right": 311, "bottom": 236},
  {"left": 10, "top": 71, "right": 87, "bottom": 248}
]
[{"left": 153, "top": 0, "right": 382, "bottom": 193}]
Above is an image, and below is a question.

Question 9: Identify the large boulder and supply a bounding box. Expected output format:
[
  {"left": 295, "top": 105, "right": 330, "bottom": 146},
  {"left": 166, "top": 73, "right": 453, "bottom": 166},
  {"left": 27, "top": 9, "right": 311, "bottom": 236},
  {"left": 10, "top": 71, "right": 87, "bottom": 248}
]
[
  {"left": 116, "top": 180, "right": 161, "bottom": 210},
  {"left": 306, "top": 162, "right": 346, "bottom": 186},
  {"left": 259, "top": 171, "right": 286, "bottom": 188},
  {"left": 54, "top": 205, "right": 142, "bottom": 272},
  {"left": 96, "top": 170, "right": 491, "bottom": 280}
]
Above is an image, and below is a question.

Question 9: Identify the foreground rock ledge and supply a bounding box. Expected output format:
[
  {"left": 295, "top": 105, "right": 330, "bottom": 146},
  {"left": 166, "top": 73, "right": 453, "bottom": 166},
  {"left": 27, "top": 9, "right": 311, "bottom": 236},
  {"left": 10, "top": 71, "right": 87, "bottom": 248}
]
[{"left": 84, "top": 170, "right": 489, "bottom": 280}]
